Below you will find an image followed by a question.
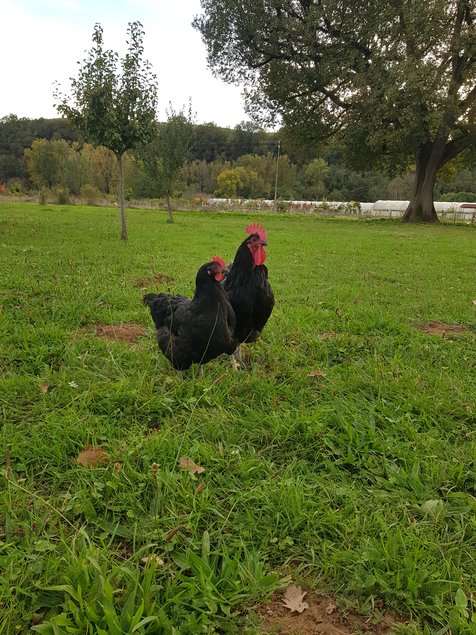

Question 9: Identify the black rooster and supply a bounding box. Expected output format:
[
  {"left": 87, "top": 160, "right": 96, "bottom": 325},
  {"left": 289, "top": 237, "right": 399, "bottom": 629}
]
[
  {"left": 223, "top": 223, "right": 275, "bottom": 368},
  {"left": 143, "top": 257, "right": 238, "bottom": 371}
]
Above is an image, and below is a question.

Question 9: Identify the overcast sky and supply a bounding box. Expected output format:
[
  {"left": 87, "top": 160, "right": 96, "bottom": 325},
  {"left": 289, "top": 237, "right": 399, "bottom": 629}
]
[{"left": 2, "top": 0, "right": 250, "bottom": 128}]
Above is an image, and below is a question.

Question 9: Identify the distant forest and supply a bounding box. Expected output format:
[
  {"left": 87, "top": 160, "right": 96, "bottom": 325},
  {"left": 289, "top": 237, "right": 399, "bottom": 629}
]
[{"left": 1, "top": 114, "right": 475, "bottom": 203}]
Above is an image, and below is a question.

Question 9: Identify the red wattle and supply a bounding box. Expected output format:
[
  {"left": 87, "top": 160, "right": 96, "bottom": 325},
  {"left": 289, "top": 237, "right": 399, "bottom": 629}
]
[
  {"left": 254, "top": 246, "right": 266, "bottom": 266},
  {"left": 215, "top": 272, "right": 224, "bottom": 281}
]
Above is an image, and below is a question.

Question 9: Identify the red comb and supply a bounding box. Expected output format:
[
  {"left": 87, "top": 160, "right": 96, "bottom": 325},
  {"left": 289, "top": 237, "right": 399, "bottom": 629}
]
[
  {"left": 212, "top": 256, "right": 226, "bottom": 268},
  {"left": 245, "top": 222, "right": 267, "bottom": 242}
]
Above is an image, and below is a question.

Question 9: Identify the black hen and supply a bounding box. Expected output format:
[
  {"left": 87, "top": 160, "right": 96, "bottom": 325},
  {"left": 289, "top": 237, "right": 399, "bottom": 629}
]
[
  {"left": 223, "top": 223, "right": 275, "bottom": 367},
  {"left": 143, "top": 257, "right": 238, "bottom": 371}
]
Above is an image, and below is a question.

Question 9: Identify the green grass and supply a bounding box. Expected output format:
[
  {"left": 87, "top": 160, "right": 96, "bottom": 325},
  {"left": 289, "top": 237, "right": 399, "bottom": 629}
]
[{"left": 0, "top": 200, "right": 475, "bottom": 634}]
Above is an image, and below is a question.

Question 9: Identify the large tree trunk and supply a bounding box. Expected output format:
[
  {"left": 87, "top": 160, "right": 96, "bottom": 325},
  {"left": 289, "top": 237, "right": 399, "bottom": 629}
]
[
  {"left": 117, "top": 152, "right": 128, "bottom": 240},
  {"left": 402, "top": 147, "right": 440, "bottom": 223}
]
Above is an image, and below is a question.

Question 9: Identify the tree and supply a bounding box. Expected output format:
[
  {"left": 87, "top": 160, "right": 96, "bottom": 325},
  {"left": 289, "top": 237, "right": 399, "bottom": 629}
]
[
  {"left": 142, "top": 103, "right": 194, "bottom": 223},
  {"left": 190, "top": 123, "right": 233, "bottom": 162},
  {"left": 215, "top": 168, "right": 244, "bottom": 197},
  {"left": 55, "top": 22, "right": 158, "bottom": 239},
  {"left": 194, "top": 1, "right": 476, "bottom": 222},
  {"left": 24, "top": 138, "right": 70, "bottom": 190},
  {"left": 302, "top": 158, "right": 330, "bottom": 200}
]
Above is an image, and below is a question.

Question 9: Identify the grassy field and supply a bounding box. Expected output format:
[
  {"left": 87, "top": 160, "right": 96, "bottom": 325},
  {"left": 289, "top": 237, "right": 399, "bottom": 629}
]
[{"left": 0, "top": 200, "right": 475, "bottom": 634}]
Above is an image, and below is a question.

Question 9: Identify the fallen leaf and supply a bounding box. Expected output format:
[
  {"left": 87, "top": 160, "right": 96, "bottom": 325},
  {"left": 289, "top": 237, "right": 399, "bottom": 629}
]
[
  {"left": 194, "top": 481, "right": 206, "bottom": 494},
  {"left": 166, "top": 524, "right": 186, "bottom": 541},
  {"left": 472, "top": 300, "right": 476, "bottom": 306},
  {"left": 281, "top": 585, "right": 309, "bottom": 614},
  {"left": 39, "top": 383, "right": 50, "bottom": 393},
  {"left": 113, "top": 462, "right": 122, "bottom": 473},
  {"left": 151, "top": 462, "right": 160, "bottom": 473},
  {"left": 76, "top": 445, "right": 110, "bottom": 468},
  {"left": 308, "top": 369, "right": 327, "bottom": 377},
  {"left": 179, "top": 457, "right": 205, "bottom": 475}
]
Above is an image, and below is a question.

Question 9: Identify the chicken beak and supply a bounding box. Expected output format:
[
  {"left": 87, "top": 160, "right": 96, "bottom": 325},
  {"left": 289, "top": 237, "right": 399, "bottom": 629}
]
[{"left": 259, "top": 241, "right": 268, "bottom": 246}]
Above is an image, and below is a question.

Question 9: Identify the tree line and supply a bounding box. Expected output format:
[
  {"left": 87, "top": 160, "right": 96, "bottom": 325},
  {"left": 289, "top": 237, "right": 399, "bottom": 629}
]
[
  {"left": 2, "top": 2, "right": 476, "bottom": 235},
  {"left": 2, "top": 114, "right": 475, "bottom": 205}
]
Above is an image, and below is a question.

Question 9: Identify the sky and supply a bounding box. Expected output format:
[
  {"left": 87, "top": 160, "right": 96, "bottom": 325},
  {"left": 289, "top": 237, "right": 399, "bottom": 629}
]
[{"left": 1, "top": 0, "right": 250, "bottom": 128}]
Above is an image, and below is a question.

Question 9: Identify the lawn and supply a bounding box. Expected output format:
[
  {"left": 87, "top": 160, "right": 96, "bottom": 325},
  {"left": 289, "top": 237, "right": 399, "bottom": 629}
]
[{"left": 0, "top": 200, "right": 475, "bottom": 634}]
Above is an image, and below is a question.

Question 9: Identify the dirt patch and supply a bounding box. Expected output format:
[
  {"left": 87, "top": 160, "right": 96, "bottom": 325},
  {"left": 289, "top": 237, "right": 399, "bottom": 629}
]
[
  {"left": 94, "top": 323, "right": 146, "bottom": 344},
  {"left": 258, "top": 592, "right": 403, "bottom": 634},
  {"left": 134, "top": 272, "right": 175, "bottom": 287},
  {"left": 416, "top": 321, "right": 470, "bottom": 337}
]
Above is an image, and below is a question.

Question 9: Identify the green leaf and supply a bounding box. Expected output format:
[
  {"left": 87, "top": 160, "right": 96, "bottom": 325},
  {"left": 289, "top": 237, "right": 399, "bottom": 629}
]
[
  {"left": 455, "top": 588, "right": 467, "bottom": 610},
  {"left": 132, "top": 615, "right": 158, "bottom": 632}
]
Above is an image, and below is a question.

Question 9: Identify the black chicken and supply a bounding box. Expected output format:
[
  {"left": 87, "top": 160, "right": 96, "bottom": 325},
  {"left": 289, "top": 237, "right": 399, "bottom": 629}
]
[
  {"left": 143, "top": 257, "right": 238, "bottom": 371},
  {"left": 223, "top": 223, "right": 275, "bottom": 368}
]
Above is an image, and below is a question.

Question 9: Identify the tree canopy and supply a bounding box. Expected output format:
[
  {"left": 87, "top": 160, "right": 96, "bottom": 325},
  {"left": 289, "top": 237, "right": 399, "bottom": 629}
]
[
  {"left": 55, "top": 21, "right": 158, "bottom": 239},
  {"left": 194, "top": 0, "right": 476, "bottom": 221},
  {"left": 142, "top": 103, "right": 194, "bottom": 222}
]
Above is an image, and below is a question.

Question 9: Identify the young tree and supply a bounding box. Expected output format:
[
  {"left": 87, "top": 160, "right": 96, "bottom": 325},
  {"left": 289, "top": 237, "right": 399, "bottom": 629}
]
[
  {"left": 24, "top": 138, "right": 70, "bottom": 189},
  {"left": 194, "top": 0, "right": 476, "bottom": 222},
  {"left": 142, "top": 102, "right": 194, "bottom": 223},
  {"left": 55, "top": 22, "right": 158, "bottom": 239}
]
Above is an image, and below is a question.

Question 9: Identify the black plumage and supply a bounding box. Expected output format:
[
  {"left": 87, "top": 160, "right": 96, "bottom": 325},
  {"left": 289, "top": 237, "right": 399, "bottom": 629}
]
[
  {"left": 143, "top": 259, "right": 238, "bottom": 370},
  {"left": 223, "top": 224, "right": 274, "bottom": 349}
]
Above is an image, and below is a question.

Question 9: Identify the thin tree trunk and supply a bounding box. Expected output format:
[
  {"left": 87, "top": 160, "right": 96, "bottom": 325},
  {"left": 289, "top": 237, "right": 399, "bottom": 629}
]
[
  {"left": 117, "top": 152, "right": 128, "bottom": 240},
  {"left": 166, "top": 192, "right": 174, "bottom": 223}
]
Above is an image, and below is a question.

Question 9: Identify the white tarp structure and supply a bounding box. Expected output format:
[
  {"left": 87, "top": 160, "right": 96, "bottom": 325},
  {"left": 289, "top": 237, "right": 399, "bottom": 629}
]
[{"left": 206, "top": 198, "right": 476, "bottom": 222}]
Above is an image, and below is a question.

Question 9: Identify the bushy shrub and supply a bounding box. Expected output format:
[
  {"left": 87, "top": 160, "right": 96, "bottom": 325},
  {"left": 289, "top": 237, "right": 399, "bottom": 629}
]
[
  {"left": 9, "top": 181, "right": 22, "bottom": 195},
  {"left": 277, "top": 200, "right": 289, "bottom": 213},
  {"left": 53, "top": 186, "right": 70, "bottom": 205},
  {"left": 80, "top": 184, "right": 102, "bottom": 206}
]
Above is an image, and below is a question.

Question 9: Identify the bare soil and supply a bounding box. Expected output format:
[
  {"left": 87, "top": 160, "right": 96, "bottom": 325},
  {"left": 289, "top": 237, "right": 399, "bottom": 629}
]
[
  {"left": 257, "top": 592, "right": 404, "bottom": 634},
  {"left": 134, "top": 272, "right": 175, "bottom": 287},
  {"left": 415, "top": 320, "right": 470, "bottom": 337},
  {"left": 94, "top": 323, "right": 146, "bottom": 344}
]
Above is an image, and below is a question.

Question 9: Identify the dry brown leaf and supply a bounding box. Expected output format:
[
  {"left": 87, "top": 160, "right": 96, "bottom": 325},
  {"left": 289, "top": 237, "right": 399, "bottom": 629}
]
[
  {"left": 326, "top": 602, "right": 337, "bottom": 614},
  {"left": 113, "top": 462, "right": 122, "bottom": 473},
  {"left": 76, "top": 445, "right": 110, "bottom": 468},
  {"left": 39, "top": 383, "right": 50, "bottom": 393},
  {"left": 308, "top": 369, "right": 327, "bottom": 377},
  {"left": 194, "top": 481, "right": 206, "bottom": 494},
  {"left": 179, "top": 456, "right": 205, "bottom": 475},
  {"left": 166, "top": 524, "right": 186, "bottom": 541},
  {"left": 281, "top": 585, "right": 309, "bottom": 614}
]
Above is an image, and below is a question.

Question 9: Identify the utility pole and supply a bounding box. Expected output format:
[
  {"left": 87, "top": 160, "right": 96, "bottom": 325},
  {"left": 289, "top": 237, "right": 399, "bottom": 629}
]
[{"left": 274, "top": 139, "right": 280, "bottom": 211}]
